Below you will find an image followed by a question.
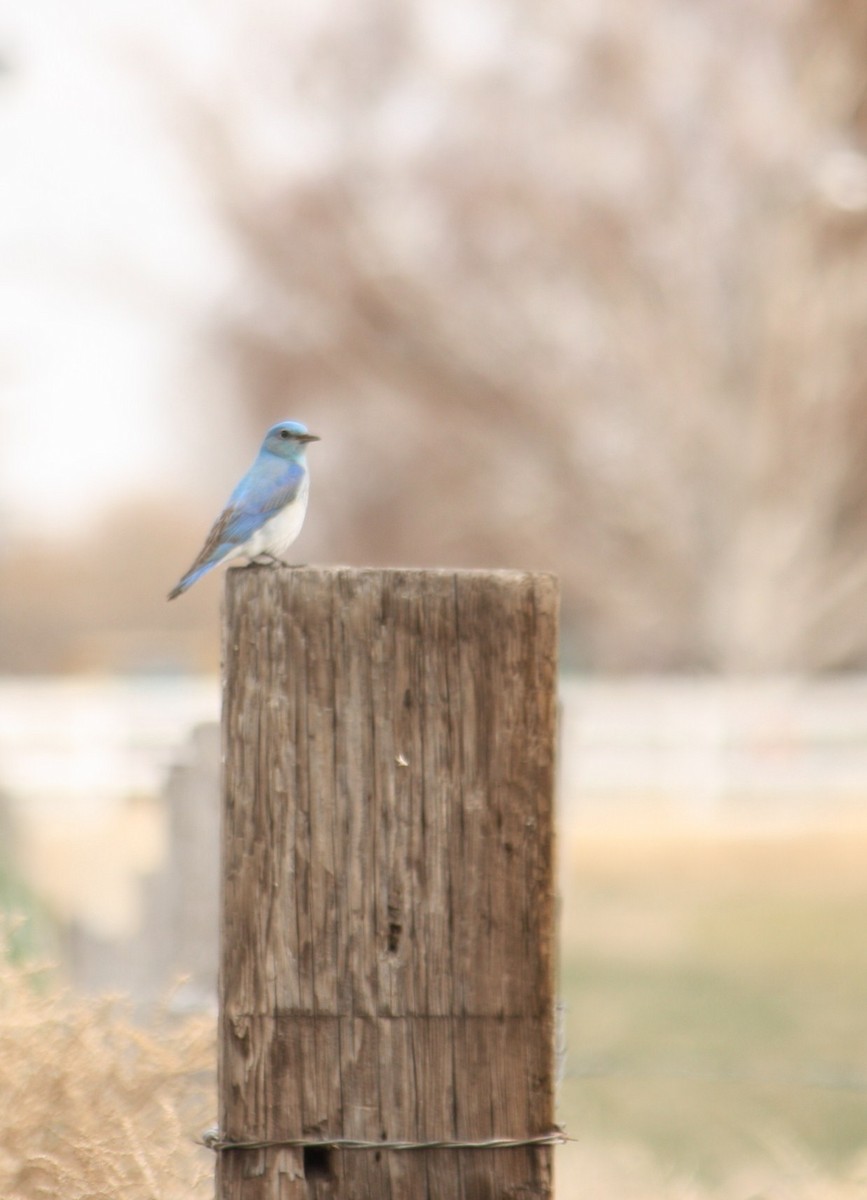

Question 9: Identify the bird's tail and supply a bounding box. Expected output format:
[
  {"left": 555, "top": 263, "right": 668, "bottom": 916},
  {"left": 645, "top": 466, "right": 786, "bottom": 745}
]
[{"left": 167, "top": 561, "right": 213, "bottom": 600}]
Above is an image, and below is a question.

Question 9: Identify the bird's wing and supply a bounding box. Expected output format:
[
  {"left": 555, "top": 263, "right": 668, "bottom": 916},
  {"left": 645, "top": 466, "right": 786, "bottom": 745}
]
[
  {"left": 189, "top": 464, "right": 305, "bottom": 571},
  {"left": 167, "top": 463, "right": 304, "bottom": 598},
  {"left": 226, "top": 456, "right": 304, "bottom": 515}
]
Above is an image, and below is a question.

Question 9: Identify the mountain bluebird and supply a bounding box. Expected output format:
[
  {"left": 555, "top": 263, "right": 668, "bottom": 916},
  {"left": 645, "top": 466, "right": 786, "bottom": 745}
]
[{"left": 168, "top": 420, "right": 319, "bottom": 600}]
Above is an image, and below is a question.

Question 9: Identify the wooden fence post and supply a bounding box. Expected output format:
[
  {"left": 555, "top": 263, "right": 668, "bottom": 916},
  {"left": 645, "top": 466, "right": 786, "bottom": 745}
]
[{"left": 217, "top": 567, "right": 559, "bottom": 1199}]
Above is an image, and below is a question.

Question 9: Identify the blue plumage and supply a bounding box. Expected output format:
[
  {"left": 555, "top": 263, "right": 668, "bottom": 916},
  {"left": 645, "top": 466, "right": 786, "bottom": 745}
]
[{"left": 168, "top": 420, "right": 319, "bottom": 600}]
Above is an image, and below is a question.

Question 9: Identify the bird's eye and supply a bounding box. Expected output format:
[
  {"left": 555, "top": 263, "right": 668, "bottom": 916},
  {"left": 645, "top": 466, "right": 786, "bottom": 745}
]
[{"left": 280, "top": 429, "right": 291, "bottom": 439}]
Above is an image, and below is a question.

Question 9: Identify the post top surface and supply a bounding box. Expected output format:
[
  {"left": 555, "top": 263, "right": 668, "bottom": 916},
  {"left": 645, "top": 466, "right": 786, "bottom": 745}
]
[{"left": 226, "top": 564, "right": 559, "bottom": 586}]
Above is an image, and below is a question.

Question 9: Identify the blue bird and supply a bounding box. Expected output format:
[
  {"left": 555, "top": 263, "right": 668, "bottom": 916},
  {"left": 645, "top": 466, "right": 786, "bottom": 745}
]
[{"left": 168, "top": 420, "right": 320, "bottom": 600}]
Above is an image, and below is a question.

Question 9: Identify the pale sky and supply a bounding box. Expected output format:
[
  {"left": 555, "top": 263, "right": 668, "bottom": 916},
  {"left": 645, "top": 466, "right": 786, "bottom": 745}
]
[{"left": 0, "top": 2, "right": 232, "bottom": 536}]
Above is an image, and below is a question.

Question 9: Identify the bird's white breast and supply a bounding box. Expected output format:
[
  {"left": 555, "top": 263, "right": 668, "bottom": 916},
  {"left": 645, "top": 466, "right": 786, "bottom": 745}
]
[{"left": 243, "top": 473, "right": 310, "bottom": 561}]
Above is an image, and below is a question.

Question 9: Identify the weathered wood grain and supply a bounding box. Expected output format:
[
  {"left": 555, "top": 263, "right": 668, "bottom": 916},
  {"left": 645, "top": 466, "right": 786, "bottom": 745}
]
[{"left": 217, "top": 567, "right": 558, "bottom": 1200}]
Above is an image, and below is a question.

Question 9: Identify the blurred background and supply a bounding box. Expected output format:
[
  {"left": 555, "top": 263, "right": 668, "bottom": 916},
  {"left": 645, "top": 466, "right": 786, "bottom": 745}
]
[{"left": 2, "top": 1, "right": 867, "bottom": 1197}]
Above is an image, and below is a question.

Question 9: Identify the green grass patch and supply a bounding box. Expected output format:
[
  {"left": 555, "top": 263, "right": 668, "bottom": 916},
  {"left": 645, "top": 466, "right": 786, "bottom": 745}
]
[{"left": 558, "top": 829, "right": 867, "bottom": 1188}]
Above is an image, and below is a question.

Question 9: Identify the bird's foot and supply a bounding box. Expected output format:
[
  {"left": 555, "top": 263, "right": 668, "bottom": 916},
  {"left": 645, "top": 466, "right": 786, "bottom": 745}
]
[{"left": 247, "top": 554, "right": 306, "bottom": 569}]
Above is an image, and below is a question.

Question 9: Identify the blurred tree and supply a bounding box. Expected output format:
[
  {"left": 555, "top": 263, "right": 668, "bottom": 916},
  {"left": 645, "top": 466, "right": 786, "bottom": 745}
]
[
  {"left": 716, "top": 0, "right": 867, "bottom": 668},
  {"left": 0, "top": 502, "right": 221, "bottom": 674},
  {"left": 179, "top": 0, "right": 764, "bottom": 669},
  {"left": 22, "top": 0, "right": 861, "bottom": 674}
]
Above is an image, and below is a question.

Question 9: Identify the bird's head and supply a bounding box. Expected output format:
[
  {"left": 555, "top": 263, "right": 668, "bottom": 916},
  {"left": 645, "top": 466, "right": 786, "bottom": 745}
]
[{"left": 263, "top": 421, "right": 321, "bottom": 460}]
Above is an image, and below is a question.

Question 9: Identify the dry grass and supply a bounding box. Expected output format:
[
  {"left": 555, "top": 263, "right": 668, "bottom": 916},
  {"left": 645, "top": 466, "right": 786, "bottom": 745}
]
[
  {"left": 0, "top": 944, "right": 215, "bottom": 1200},
  {"left": 3, "top": 827, "right": 867, "bottom": 1197}
]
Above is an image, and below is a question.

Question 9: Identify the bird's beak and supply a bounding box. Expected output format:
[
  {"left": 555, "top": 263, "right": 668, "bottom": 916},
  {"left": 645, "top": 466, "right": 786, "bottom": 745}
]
[{"left": 298, "top": 433, "right": 320, "bottom": 443}]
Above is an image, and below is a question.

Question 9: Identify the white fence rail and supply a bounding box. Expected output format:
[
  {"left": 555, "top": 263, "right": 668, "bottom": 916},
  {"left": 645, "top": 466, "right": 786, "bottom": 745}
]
[
  {"left": 2, "top": 674, "right": 867, "bottom": 994},
  {"left": 559, "top": 676, "right": 867, "bottom": 827}
]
